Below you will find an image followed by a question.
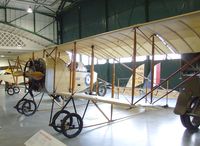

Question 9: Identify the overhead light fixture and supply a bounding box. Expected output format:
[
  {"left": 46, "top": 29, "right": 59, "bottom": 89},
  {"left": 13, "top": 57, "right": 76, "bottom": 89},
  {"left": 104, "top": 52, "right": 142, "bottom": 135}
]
[
  {"left": 27, "top": 6, "right": 33, "bottom": 13},
  {"left": 0, "top": 55, "right": 5, "bottom": 58}
]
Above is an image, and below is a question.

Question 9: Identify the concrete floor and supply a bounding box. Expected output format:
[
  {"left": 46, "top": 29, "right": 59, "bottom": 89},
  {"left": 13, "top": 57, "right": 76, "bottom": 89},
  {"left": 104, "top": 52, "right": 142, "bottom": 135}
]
[{"left": 1, "top": 86, "right": 200, "bottom": 146}]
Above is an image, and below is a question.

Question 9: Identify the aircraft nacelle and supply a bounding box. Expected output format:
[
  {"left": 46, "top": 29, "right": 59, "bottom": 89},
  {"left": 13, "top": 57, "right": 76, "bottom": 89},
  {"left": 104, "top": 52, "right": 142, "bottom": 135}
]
[
  {"left": 44, "top": 57, "right": 97, "bottom": 94},
  {"left": 24, "top": 57, "right": 97, "bottom": 94}
]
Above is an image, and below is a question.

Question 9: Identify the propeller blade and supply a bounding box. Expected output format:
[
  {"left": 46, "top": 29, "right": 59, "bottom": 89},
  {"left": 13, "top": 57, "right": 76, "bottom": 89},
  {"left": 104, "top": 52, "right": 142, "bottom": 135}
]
[
  {"left": 13, "top": 71, "right": 23, "bottom": 76},
  {"left": 25, "top": 72, "right": 44, "bottom": 80}
]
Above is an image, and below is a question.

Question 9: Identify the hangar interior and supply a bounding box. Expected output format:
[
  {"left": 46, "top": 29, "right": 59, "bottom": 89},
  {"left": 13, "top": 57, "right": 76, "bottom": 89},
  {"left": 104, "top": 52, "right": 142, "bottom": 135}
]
[{"left": 1, "top": 0, "right": 200, "bottom": 146}]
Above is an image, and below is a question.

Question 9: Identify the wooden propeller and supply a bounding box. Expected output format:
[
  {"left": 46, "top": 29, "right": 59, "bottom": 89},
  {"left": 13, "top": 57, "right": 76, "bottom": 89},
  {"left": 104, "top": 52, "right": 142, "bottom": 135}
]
[{"left": 13, "top": 71, "right": 44, "bottom": 80}]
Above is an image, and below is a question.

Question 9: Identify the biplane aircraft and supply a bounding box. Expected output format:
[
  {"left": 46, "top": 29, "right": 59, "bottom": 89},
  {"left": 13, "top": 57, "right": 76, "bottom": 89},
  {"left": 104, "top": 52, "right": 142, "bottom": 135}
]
[
  {"left": 116, "top": 63, "right": 179, "bottom": 101},
  {"left": 0, "top": 63, "right": 23, "bottom": 95},
  {"left": 9, "top": 10, "right": 200, "bottom": 138}
]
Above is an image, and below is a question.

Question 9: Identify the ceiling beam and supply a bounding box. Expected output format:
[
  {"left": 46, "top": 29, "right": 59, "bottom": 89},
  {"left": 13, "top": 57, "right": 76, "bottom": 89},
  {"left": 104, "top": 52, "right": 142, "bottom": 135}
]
[
  {"left": 0, "top": 6, "right": 55, "bottom": 17},
  {"left": 0, "top": 21, "right": 56, "bottom": 45}
]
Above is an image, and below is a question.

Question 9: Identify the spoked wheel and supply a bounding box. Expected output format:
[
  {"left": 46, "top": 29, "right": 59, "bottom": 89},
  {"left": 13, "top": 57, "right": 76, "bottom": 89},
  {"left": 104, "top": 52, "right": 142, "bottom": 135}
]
[
  {"left": 14, "top": 99, "right": 27, "bottom": 114},
  {"left": 180, "top": 97, "right": 200, "bottom": 131},
  {"left": 51, "top": 110, "right": 71, "bottom": 133},
  {"left": 97, "top": 84, "right": 107, "bottom": 96},
  {"left": 7, "top": 87, "right": 14, "bottom": 95},
  {"left": 14, "top": 86, "right": 20, "bottom": 94},
  {"left": 22, "top": 99, "right": 37, "bottom": 116},
  {"left": 61, "top": 113, "right": 83, "bottom": 138}
]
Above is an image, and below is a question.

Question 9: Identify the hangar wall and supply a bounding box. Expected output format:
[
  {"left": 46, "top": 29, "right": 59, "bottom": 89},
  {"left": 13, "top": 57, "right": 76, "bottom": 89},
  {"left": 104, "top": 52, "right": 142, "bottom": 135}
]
[
  {"left": 92, "top": 59, "right": 181, "bottom": 89},
  {"left": 60, "top": 0, "right": 200, "bottom": 43},
  {"left": 0, "top": 7, "right": 57, "bottom": 43},
  {"left": 60, "top": 0, "right": 198, "bottom": 89}
]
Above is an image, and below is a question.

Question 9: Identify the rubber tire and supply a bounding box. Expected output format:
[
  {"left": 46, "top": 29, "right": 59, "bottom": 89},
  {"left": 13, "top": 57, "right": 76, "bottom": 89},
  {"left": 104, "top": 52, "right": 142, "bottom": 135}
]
[
  {"left": 180, "top": 97, "right": 200, "bottom": 131},
  {"left": 180, "top": 115, "right": 199, "bottom": 131},
  {"left": 97, "top": 84, "right": 107, "bottom": 96},
  {"left": 15, "top": 99, "right": 27, "bottom": 114},
  {"left": 14, "top": 87, "right": 20, "bottom": 94},
  {"left": 61, "top": 113, "right": 83, "bottom": 138},
  {"left": 22, "top": 100, "right": 37, "bottom": 116},
  {"left": 51, "top": 110, "right": 71, "bottom": 133},
  {"left": 7, "top": 87, "right": 14, "bottom": 95}
]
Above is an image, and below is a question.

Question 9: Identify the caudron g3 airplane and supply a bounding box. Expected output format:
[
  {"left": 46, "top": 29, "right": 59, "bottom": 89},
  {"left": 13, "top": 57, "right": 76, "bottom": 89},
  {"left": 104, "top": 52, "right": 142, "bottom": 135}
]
[
  {"left": 13, "top": 52, "right": 108, "bottom": 138},
  {"left": 12, "top": 10, "right": 200, "bottom": 138}
]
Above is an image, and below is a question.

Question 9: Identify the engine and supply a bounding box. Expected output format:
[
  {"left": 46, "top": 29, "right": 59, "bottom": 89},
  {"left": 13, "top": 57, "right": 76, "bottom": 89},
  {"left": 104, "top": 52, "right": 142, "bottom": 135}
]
[{"left": 24, "top": 58, "right": 46, "bottom": 92}]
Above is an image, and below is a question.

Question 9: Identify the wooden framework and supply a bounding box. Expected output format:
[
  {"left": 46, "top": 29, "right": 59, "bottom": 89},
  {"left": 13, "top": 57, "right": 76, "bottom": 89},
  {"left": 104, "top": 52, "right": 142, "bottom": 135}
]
[
  {"left": 52, "top": 11, "right": 200, "bottom": 59},
  {"left": 7, "top": 56, "right": 23, "bottom": 85},
  {"left": 9, "top": 11, "right": 200, "bottom": 140},
  {"left": 71, "top": 42, "right": 77, "bottom": 93},
  {"left": 90, "top": 45, "right": 94, "bottom": 94},
  {"left": 150, "top": 35, "right": 155, "bottom": 103},
  {"left": 17, "top": 11, "right": 200, "bottom": 105},
  {"left": 14, "top": 11, "right": 200, "bottom": 131},
  {"left": 131, "top": 28, "right": 137, "bottom": 104}
]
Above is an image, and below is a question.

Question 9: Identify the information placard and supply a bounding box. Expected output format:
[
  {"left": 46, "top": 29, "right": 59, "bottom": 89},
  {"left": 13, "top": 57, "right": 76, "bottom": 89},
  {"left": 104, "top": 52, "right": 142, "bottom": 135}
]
[{"left": 24, "top": 130, "right": 67, "bottom": 146}]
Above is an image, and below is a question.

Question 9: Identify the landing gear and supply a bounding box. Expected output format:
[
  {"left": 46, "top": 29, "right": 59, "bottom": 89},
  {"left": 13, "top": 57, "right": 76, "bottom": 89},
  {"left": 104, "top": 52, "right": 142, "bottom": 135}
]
[
  {"left": 97, "top": 84, "right": 107, "bottom": 96},
  {"left": 14, "top": 91, "right": 40, "bottom": 116},
  {"left": 6, "top": 86, "right": 20, "bottom": 95},
  {"left": 50, "top": 96, "right": 84, "bottom": 138},
  {"left": 14, "top": 86, "right": 20, "bottom": 94},
  {"left": 14, "top": 58, "right": 45, "bottom": 116},
  {"left": 15, "top": 99, "right": 27, "bottom": 114},
  {"left": 180, "top": 97, "right": 200, "bottom": 131},
  {"left": 21, "top": 99, "right": 37, "bottom": 116},
  {"left": 7, "top": 87, "right": 14, "bottom": 95},
  {"left": 61, "top": 113, "right": 83, "bottom": 138},
  {"left": 85, "top": 82, "right": 107, "bottom": 96},
  {"left": 51, "top": 110, "right": 71, "bottom": 133}
]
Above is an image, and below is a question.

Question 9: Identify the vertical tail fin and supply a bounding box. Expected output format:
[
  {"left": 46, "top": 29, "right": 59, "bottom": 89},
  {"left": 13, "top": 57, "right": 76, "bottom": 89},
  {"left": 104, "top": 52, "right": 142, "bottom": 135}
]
[{"left": 126, "top": 64, "right": 145, "bottom": 87}]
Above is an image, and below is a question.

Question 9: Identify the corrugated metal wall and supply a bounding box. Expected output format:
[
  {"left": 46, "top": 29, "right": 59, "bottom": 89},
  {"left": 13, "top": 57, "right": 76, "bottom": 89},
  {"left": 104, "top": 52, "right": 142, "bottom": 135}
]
[{"left": 60, "top": 0, "right": 200, "bottom": 43}]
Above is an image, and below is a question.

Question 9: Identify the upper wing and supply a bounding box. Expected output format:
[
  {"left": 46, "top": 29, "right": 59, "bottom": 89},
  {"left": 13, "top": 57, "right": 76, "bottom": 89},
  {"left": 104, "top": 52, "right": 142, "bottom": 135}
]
[
  {"left": 19, "top": 11, "right": 200, "bottom": 60},
  {"left": 56, "top": 11, "right": 200, "bottom": 59}
]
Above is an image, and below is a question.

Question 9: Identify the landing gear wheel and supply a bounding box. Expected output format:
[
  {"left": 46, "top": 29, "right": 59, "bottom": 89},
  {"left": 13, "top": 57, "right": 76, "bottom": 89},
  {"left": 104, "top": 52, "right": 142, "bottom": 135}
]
[
  {"left": 15, "top": 99, "right": 27, "bottom": 114},
  {"left": 51, "top": 110, "right": 71, "bottom": 133},
  {"left": 97, "top": 84, "right": 107, "bottom": 96},
  {"left": 7, "top": 87, "right": 14, "bottom": 95},
  {"left": 180, "top": 97, "right": 200, "bottom": 131},
  {"left": 22, "top": 100, "right": 37, "bottom": 116},
  {"left": 61, "top": 113, "right": 83, "bottom": 138},
  {"left": 14, "top": 87, "right": 20, "bottom": 94}
]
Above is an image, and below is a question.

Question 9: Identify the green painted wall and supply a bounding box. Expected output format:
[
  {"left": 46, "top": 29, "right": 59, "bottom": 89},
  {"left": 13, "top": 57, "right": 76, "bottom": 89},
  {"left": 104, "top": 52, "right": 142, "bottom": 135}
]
[
  {"left": 60, "top": 0, "right": 200, "bottom": 43},
  {"left": 59, "top": 0, "right": 197, "bottom": 89},
  {"left": 90, "top": 59, "right": 181, "bottom": 89}
]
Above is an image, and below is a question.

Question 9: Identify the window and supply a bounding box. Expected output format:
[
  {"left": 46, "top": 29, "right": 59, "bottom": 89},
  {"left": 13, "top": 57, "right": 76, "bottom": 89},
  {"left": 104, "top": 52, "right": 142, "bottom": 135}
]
[
  {"left": 109, "top": 59, "right": 119, "bottom": 64},
  {"left": 82, "top": 55, "right": 89, "bottom": 65},
  {"left": 67, "top": 51, "right": 72, "bottom": 61},
  {"left": 88, "top": 57, "right": 97, "bottom": 65},
  {"left": 136, "top": 56, "right": 147, "bottom": 62},
  {"left": 150, "top": 55, "right": 166, "bottom": 61},
  {"left": 167, "top": 54, "right": 181, "bottom": 60},
  {"left": 98, "top": 59, "right": 106, "bottom": 64},
  {"left": 120, "top": 57, "right": 132, "bottom": 63},
  {"left": 76, "top": 54, "right": 80, "bottom": 62}
]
